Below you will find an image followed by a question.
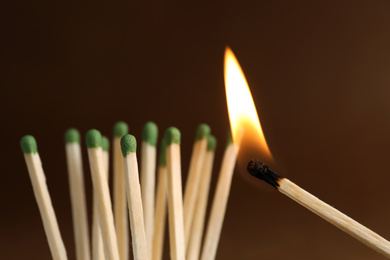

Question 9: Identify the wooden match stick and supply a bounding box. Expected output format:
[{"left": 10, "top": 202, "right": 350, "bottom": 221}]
[
  {"left": 187, "top": 135, "right": 216, "bottom": 260},
  {"left": 247, "top": 159, "right": 390, "bottom": 258},
  {"left": 184, "top": 124, "right": 210, "bottom": 247},
  {"left": 140, "top": 121, "right": 158, "bottom": 256},
  {"left": 165, "top": 127, "right": 185, "bottom": 260},
  {"left": 102, "top": 136, "right": 110, "bottom": 173},
  {"left": 92, "top": 136, "right": 110, "bottom": 260},
  {"left": 20, "top": 135, "right": 68, "bottom": 260},
  {"left": 65, "top": 129, "right": 90, "bottom": 260},
  {"left": 113, "top": 122, "right": 129, "bottom": 260},
  {"left": 86, "top": 130, "right": 120, "bottom": 260},
  {"left": 121, "top": 134, "right": 148, "bottom": 260},
  {"left": 200, "top": 132, "right": 238, "bottom": 260},
  {"left": 152, "top": 139, "right": 168, "bottom": 260}
]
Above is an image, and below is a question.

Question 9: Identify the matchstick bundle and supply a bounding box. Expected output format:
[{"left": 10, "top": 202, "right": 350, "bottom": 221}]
[{"left": 21, "top": 122, "right": 236, "bottom": 260}]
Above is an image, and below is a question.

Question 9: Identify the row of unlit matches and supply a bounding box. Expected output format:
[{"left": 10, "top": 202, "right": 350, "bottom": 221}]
[{"left": 20, "top": 122, "right": 236, "bottom": 260}]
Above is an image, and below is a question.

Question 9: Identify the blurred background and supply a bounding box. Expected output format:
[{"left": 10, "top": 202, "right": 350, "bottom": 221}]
[{"left": 2, "top": 0, "right": 390, "bottom": 259}]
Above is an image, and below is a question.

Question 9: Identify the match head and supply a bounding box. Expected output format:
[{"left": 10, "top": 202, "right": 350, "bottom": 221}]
[
  {"left": 20, "top": 135, "right": 38, "bottom": 154},
  {"left": 158, "top": 138, "right": 167, "bottom": 166},
  {"left": 207, "top": 135, "right": 217, "bottom": 151},
  {"left": 121, "top": 134, "right": 136, "bottom": 157},
  {"left": 142, "top": 121, "right": 158, "bottom": 146},
  {"left": 247, "top": 159, "right": 283, "bottom": 189},
  {"left": 164, "top": 127, "right": 181, "bottom": 145},
  {"left": 65, "top": 128, "right": 80, "bottom": 144},
  {"left": 113, "top": 121, "right": 129, "bottom": 137},
  {"left": 195, "top": 123, "right": 211, "bottom": 140},
  {"left": 102, "top": 136, "right": 110, "bottom": 151},
  {"left": 85, "top": 129, "right": 102, "bottom": 148}
]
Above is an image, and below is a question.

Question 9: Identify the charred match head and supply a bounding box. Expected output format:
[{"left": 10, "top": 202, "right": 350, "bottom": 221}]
[{"left": 247, "top": 159, "right": 283, "bottom": 189}]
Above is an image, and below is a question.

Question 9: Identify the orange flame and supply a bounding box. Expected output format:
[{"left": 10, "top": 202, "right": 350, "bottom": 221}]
[{"left": 224, "top": 47, "right": 273, "bottom": 163}]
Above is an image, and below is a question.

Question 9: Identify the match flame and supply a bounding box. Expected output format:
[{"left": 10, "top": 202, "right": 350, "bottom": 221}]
[{"left": 224, "top": 47, "right": 273, "bottom": 163}]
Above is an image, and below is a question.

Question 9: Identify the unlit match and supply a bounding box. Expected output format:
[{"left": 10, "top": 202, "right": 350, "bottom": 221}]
[
  {"left": 113, "top": 122, "right": 129, "bottom": 260},
  {"left": 121, "top": 134, "right": 148, "bottom": 260},
  {"left": 65, "top": 129, "right": 90, "bottom": 260},
  {"left": 86, "top": 130, "right": 120, "bottom": 260},
  {"left": 21, "top": 136, "right": 68, "bottom": 260},
  {"left": 141, "top": 121, "right": 158, "bottom": 257},
  {"left": 152, "top": 139, "right": 168, "bottom": 260},
  {"left": 91, "top": 135, "right": 110, "bottom": 260},
  {"left": 187, "top": 135, "right": 217, "bottom": 260},
  {"left": 165, "top": 127, "right": 186, "bottom": 260},
  {"left": 200, "top": 132, "right": 238, "bottom": 260},
  {"left": 183, "top": 124, "right": 210, "bottom": 248},
  {"left": 247, "top": 159, "right": 390, "bottom": 259}
]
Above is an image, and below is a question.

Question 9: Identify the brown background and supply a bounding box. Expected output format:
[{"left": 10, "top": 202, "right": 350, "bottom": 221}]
[{"left": 2, "top": 0, "right": 390, "bottom": 259}]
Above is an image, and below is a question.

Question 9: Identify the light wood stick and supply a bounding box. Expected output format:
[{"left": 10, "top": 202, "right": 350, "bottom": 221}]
[
  {"left": 113, "top": 122, "right": 129, "bottom": 260},
  {"left": 247, "top": 159, "right": 390, "bottom": 258},
  {"left": 20, "top": 135, "right": 68, "bottom": 260},
  {"left": 187, "top": 136, "right": 216, "bottom": 260},
  {"left": 183, "top": 124, "right": 210, "bottom": 248},
  {"left": 200, "top": 137, "right": 238, "bottom": 260},
  {"left": 86, "top": 130, "right": 120, "bottom": 260},
  {"left": 141, "top": 122, "right": 158, "bottom": 257},
  {"left": 165, "top": 127, "right": 185, "bottom": 260},
  {"left": 152, "top": 139, "right": 168, "bottom": 260},
  {"left": 65, "top": 129, "right": 91, "bottom": 260},
  {"left": 121, "top": 134, "right": 148, "bottom": 260},
  {"left": 92, "top": 136, "right": 110, "bottom": 260}
]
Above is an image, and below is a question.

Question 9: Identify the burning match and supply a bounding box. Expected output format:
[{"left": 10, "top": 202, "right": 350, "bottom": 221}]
[{"left": 224, "top": 46, "right": 390, "bottom": 259}]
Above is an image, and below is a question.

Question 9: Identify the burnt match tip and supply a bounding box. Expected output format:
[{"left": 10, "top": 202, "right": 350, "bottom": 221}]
[{"left": 247, "top": 159, "right": 283, "bottom": 189}]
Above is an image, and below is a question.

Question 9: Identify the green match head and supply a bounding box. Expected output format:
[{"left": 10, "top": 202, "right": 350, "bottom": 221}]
[
  {"left": 86, "top": 129, "right": 102, "bottom": 148},
  {"left": 121, "top": 134, "right": 136, "bottom": 157},
  {"left": 164, "top": 127, "right": 181, "bottom": 145},
  {"left": 195, "top": 123, "right": 211, "bottom": 140},
  {"left": 20, "top": 135, "right": 38, "bottom": 154},
  {"left": 102, "top": 136, "right": 110, "bottom": 151},
  {"left": 207, "top": 135, "right": 217, "bottom": 151},
  {"left": 65, "top": 128, "right": 80, "bottom": 144},
  {"left": 113, "top": 121, "right": 129, "bottom": 137},
  {"left": 158, "top": 138, "right": 167, "bottom": 166},
  {"left": 142, "top": 121, "right": 158, "bottom": 146},
  {"left": 226, "top": 129, "right": 233, "bottom": 148}
]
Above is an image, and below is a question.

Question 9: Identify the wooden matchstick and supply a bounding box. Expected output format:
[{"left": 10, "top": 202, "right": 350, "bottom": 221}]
[
  {"left": 187, "top": 135, "right": 216, "bottom": 260},
  {"left": 65, "top": 129, "right": 91, "bottom": 260},
  {"left": 183, "top": 124, "right": 210, "bottom": 247},
  {"left": 165, "top": 127, "right": 185, "bottom": 260},
  {"left": 92, "top": 136, "right": 110, "bottom": 260},
  {"left": 102, "top": 136, "right": 110, "bottom": 173},
  {"left": 121, "top": 134, "right": 148, "bottom": 260},
  {"left": 152, "top": 139, "right": 168, "bottom": 260},
  {"left": 140, "top": 121, "right": 158, "bottom": 256},
  {"left": 200, "top": 132, "right": 238, "bottom": 260},
  {"left": 247, "top": 159, "right": 390, "bottom": 258},
  {"left": 113, "top": 122, "right": 129, "bottom": 260},
  {"left": 86, "top": 130, "right": 120, "bottom": 260},
  {"left": 20, "top": 135, "right": 68, "bottom": 260}
]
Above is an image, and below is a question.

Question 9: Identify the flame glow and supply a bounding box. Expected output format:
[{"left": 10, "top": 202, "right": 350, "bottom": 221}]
[{"left": 224, "top": 47, "right": 273, "bottom": 162}]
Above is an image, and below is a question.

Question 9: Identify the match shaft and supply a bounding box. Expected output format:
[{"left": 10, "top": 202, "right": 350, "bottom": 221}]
[
  {"left": 200, "top": 142, "right": 238, "bottom": 260},
  {"left": 165, "top": 127, "right": 185, "bottom": 260},
  {"left": 113, "top": 136, "right": 129, "bottom": 260},
  {"left": 187, "top": 144, "right": 216, "bottom": 260},
  {"left": 88, "top": 147, "right": 120, "bottom": 260},
  {"left": 24, "top": 152, "right": 68, "bottom": 260},
  {"left": 65, "top": 142, "right": 91, "bottom": 260},
  {"left": 279, "top": 178, "right": 390, "bottom": 258},
  {"left": 123, "top": 152, "right": 148, "bottom": 260}
]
